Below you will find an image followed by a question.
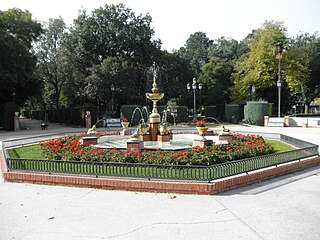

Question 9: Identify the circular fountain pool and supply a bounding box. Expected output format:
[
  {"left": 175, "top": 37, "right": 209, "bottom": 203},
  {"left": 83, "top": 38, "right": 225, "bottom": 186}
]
[{"left": 96, "top": 134, "right": 227, "bottom": 151}]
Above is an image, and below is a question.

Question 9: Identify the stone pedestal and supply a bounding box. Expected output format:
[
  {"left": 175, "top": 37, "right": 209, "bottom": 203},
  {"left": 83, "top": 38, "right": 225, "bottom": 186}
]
[
  {"left": 157, "top": 134, "right": 171, "bottom": 142},
  {"left": 127, "top": 141, "right": 144, "bottom": 153},
  {"left": 140, "top": 134, "right": 151, "bottom": 141},
  {"left": 149, "top": 123, "right": 159, "bottom": 141},
  {"left": 284, "top": 116, "right": 289, "bottom": 127},
  {"left": 193, "top": 139, "right": 213, "bottom": 147},
  {"left": 85, "top": 115, "right": 92, "bottom": 128},
  {"left": 81, "top": 135, "right": 99, "bottom": 145},
  {"left": 219, "top": 134, "right": 233, "bottom": 143},
  {"left": 264, "top": 116, "right": 269, "bottom": 127},
  {"left": 14, "top": 116, "right": 20, "bottom": 131}
]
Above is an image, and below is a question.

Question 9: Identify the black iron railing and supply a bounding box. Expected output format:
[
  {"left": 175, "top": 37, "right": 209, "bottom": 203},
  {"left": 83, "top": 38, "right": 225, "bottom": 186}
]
[{"left": 2, "top": 133, "right": 319, "bottom": 182}]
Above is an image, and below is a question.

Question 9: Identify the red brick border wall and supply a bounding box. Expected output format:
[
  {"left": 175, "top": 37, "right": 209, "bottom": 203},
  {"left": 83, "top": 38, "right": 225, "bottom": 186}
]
[{"left": 1, "top": 151, "right": 320, "bottom": 195}]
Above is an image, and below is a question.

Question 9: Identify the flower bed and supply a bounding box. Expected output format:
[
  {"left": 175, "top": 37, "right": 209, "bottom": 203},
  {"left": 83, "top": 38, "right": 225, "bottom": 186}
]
[{"left": 40, "top": 133, "right": 274, "bottom": 166}]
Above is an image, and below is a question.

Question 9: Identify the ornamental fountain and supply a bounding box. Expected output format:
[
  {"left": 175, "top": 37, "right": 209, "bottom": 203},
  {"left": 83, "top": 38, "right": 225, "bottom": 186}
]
[
  {"left": 145, "top": 62, "right": 166, "bottom": 142},
  {"left": 88, "top": 62, "right": 232, "bottom": 152}
]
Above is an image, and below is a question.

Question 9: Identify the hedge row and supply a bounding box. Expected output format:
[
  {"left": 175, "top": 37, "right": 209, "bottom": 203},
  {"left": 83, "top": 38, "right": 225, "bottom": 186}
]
[
  {"left": 0, "top": 102, "right": 20, "bottom": 131},
  {"left": 244, "top": 101, "right": 271, "bottom": 125},
  {"left": 26, "top": 107, "right": 98, "bottom": 127}
]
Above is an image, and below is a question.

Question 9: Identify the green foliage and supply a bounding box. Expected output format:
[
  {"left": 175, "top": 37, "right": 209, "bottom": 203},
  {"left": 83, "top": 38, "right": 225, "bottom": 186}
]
[
  {"left": 204, "top": 106, "right": 217, "bottom": 117},
  {"left": 225, "top": 103, "right": 244, "bottom": 123},
  {"left": 198, "top": 57, "right": 231, "bottom": 104},
  {"left": 244, "top": 101, "right": 270, "bottom": 125},
  {"left": 208, "top": 37, "right": 247, "bottom": 61},
  {"left": 1, "top": 102, "right": 20, "bottom": 130},
  {"left": 291, "top": 33, "right": 320, "bottom": 113},
  {"left": 178, "top": 32, "right": 212, "bottom": 76},
  {"left": 231, "top": 21, "right": 290, "bottom": 102},
  {"left": 37, "top": 133, "right": 274, "bottom": 165},
  {"left": 268, "top": 103, "right": 274, "bottom": 116},
  {"left": 0, "top": 8, "right": 42, "bottom": 106},
  {"left": 31, "top": 106, "right": 97, "bottom": 127},
  {"left": 35, "top": 17, "right": 69, "bottom": 109},
  {"left": 63, "top": 3, "right": 161, "bottom": 112},
  {"left": 120, "top": 105, "right": 143, "bottom": 125},
  {"left": 176, "top": 106, "right": 188, "bottom": 122},
  {"left": 156, "top": 51, "right": 194, "bottom": 104}
]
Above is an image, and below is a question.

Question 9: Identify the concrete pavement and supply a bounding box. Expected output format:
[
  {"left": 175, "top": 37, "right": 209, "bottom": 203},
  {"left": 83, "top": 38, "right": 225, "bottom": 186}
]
[{"left": 1, "top": 119, "right": 320, "bottom": 240}]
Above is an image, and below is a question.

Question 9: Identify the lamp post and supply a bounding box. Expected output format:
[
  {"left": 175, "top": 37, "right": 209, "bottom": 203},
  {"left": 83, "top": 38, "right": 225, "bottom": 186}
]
[
  {"left": 110, "top": 84, "right": 115, "bottom": 117},
  {"left": 187, "top": 78, "right": 202, "bottom": 121},
  {"left": 277, "top": 45, "right": 283, "bottom": 118}
]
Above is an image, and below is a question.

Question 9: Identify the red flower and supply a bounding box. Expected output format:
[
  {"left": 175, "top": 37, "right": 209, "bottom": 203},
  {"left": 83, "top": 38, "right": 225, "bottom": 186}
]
[{"left": 196, "top": 120, "right": 207, "bottom": 127}]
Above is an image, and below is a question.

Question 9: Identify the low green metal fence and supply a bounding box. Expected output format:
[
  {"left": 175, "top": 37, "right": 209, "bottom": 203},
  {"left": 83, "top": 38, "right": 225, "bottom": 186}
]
[{"left": 2, "top": 133, "right": 319, "bottom": 182}]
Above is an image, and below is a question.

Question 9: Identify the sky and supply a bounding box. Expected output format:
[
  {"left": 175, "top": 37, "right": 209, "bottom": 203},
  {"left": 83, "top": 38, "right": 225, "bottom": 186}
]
[{"left": 1, "top": 0, "right": 320, "bottom": 52}]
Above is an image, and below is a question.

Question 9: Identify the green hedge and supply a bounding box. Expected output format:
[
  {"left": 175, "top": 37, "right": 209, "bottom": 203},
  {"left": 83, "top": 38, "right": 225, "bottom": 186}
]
[
  {"left": 204, "top": 106, "right": 217, "bottom": 118},
  {"left": 244, "top": 101, "right": 270, "bottom": 126},
  {"left": 1, "top": 102, "right": 20, "bottom": 130},
  {"left": 176, "top": 106, "right": 188, "bottom": 122},
  {"left": 268, "top": 103, "right": 273, "bottom": 116},
  {"left": 225, "top": 103, "right": 244, "bottom": 123},
  {"left": 28, "top": 107, "right": 97, "bottom": 127},
  {"left": 120, "top": 105, "right": 144, "bottom": 125}
]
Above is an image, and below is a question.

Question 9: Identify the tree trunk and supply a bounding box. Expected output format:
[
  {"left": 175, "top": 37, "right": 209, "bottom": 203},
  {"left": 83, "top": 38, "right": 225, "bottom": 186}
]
[{"left": 304, "top": 104, "right": 309, "bottom": 114}]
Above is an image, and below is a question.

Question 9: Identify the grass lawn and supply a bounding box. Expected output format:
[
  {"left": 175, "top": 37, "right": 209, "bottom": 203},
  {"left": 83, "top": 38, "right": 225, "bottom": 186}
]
[
  {"left": 8, "top": 144, "right": 44, "bottom": 159},
  {"left": 266, "top": 140, "right": 296, "bottom": 152},
  {"left": 8, "top": 140, "right": 295, "bottom": 160}
]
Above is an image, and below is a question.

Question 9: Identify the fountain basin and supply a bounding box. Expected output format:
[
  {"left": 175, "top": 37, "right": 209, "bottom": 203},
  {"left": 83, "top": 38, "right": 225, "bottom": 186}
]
[
  {"left": 145, "top": 93, "right": 164, "bottom": 101},
  {"left": 95, "top": 134, "right": 227, "bottom": 151}
]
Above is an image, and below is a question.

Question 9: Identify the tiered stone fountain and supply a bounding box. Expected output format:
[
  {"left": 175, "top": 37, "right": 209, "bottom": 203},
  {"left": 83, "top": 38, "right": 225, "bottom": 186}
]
[{"left": 127, "top": 63, "right": 172, "bottom": 152}]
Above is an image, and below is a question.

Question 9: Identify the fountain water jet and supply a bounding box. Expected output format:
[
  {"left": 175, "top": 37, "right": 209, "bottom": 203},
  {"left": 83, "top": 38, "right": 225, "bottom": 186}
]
[{"left": 130, "top": 107, "right": 145, "bottom": 126}]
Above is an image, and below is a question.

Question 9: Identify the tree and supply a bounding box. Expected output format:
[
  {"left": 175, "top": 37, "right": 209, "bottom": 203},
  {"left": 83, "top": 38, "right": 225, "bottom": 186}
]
[
  {"left": 208, "top": 37, "right": 246, "bottom": 62},
  {"left": 198, "top": 56, "right": 231, "bottom": 104},
  {"left": 0, "top": 8, "right": 42, "bottom": 106},
  {"left": 35, "top": 17, "right": 70, "bottom": 109},
  {"left": 178, "top": 32, "right": 212, "bottom": 76},
  {"left": 290, "top": 33, "right": 320, "bottom": 113},
  {"left": 200, "top": 37, "right": 247, "bottom": 105},
  {"left": 63, "top": 4, "right": 161, "bottom": 114},
  {"left": 155, "top": 51, "right": 194, "bottom": 105},
  {"left": 230, "top": 20, "right": 308, "bottom": 112}
]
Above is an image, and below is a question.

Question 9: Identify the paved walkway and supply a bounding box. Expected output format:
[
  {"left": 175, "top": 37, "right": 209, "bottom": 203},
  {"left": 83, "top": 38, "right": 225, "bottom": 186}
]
[{"left": 0, "top": 119, "right": 320, "bottom": 240}]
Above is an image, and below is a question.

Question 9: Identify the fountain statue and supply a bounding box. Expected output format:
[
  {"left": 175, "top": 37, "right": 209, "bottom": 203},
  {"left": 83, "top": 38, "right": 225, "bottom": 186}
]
[{"left": 146, "top": 62, "right": 165, "bottom": 141}]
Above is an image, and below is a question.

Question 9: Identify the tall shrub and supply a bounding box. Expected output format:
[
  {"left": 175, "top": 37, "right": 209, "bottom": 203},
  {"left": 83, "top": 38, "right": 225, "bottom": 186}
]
[
  {"left": 225, "top": 104, "right": 240, "bottom": 123},
  {"left": 204, "top": 106, "right": 217, "bottom": 118},
  {"left": 176, "top": 106, "right": 188, "bottom": 122},
  {"left": 244, "top": 101, "right": 270, "bottom": 125}
]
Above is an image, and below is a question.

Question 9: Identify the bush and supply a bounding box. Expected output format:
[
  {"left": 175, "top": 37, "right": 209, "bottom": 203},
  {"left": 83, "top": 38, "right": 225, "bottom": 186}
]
[
  {"left": 70, "top": 107, "right": 82, "bottom": 125},
  {"left": 1, "top": 102, "right": 20, "bottom": 130},
  {"left": 244, "top": 101, "right": 270, "bottom": 126},
  {"left": 176, "top": 106, "right": 188, "bottom": 122},
  {"left": 225, "top": 104, "right": 239, "bottom": 123},
  {"left": 120, "top": 105, "right": 146, "bottom": 126},
  {"left": 204, "top": 106, "right": 217, "bottom": 118}
]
